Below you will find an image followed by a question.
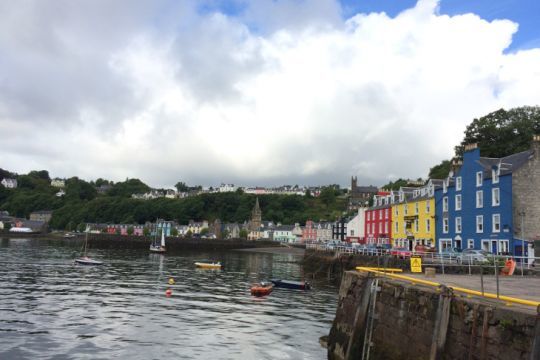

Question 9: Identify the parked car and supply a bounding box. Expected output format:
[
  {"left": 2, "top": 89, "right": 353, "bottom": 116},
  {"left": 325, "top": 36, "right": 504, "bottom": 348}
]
[
  {"left": 440, "top": 247, "right": 462, "bottom": 260},
  {"left": 414, "top": 244, "right": 435, "bottom": 253},
  {"left": 390, "top": 247, "right": 412, "bottom": 259},
  {"left": 456, "top": 249, "right": 493, "bottom": 264}
]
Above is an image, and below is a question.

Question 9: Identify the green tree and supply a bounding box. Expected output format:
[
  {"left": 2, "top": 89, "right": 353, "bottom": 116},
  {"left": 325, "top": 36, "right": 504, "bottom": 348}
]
[
  {"left": 171, "top": 227, "right": 178, "bottom": 236},
  {"left": 428, "top": 160, "right": 452, "bottom": 179},
  {"left": 143, "top": 227, "right": 150, "bottom": 236},
  {"left": 175, "top": 181, "right": 189, "bottom": 192},
  {"left": 200, "top": 228, "right": 209, "bottom": 236},
  {"left": 186, "top": 230, "right": 193, "bottom": 238},
  {"left": 107, "top": 179, "right": 150, "bottom": 197},
  {"left": 455, "top": 106, "right": 540, "bottom": 158},
  {"left": 4, "top": 222, "right": 12, "bottom": 231},
  {"left": 127, "top": 226, "right": 134, "bottom": 235},
  {"left": 77, "top": 223, "right": 86, "bottom": 232},
  {"left": 239, "top": 229, "right": 248, "bottom": 239},
  {"left": 221, "top": 229, "right": 229, "bottom": 239},
  {"left": 115, "top": 228, "right": 121, "bottom": 235},
  {"left": 65, "top": 177, "right": 97, "bottom": 202},
  {"left": 319, "top": 187, "right": 336, "bottom": 207}
]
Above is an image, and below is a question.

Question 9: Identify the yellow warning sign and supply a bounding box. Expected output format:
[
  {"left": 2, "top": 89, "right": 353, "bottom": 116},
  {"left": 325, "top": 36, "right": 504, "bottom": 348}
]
[{"left": 410, "top": 256, "right": 422, "bottom": 273}]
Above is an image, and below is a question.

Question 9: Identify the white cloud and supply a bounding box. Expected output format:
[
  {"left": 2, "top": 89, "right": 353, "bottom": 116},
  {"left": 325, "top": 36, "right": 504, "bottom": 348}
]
[{"left": 1, "top": 0, "right": 539, "bottom": 188}]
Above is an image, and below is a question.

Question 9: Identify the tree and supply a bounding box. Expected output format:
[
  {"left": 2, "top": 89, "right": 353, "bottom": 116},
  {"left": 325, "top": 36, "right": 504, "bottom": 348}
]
[
  {"left": 108, "top": 178, "right": 150, "bottom": 197},
  {"left": 77, "top": 223, "right": 86, "bottom": 233},
  {"left": 200, "top": 228, "right": 209, "bottom": 236},
  {"left": 28, "top": 170, "right": 50, "bottom": 181},
  {"left": 175, "top": 181, "right": 189, "bottom": 192},
  {"left": 319, "top": 187, "right": 336, "bottom": 207},
  {"left": 115, "top": 228, "right": 121, "bottom": 235},
  {"left": 428, "top": 160, "right": 452, "bottom": 179},
  {"left": 143, "top": 227, "right": 150, "bottom": 236},
  {"left": 239, "top": 229, "right": 248, "bottom": 239},
  {"left": 455, "top": 106, "right": 540, "bottom": 158},
  {"left": 186, "top": 230, "right": 193, "bottom": 238},
  {"left": 127, "top": 226, "right": 134, "bottom": 235},
  {"left": 4, "top": 222, "right": 11, "bottom": 231},
  {"left": 171, "top": 227, "right": 178, "bottom": 236},
  {"left": 221, "top": 229, "right": 229, "bottom": 239}
]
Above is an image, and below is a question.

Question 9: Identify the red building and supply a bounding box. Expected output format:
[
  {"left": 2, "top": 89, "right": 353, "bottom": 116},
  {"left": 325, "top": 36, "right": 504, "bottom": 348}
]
[
  {"left": 301, "top": 220, "right": 317, "bottom": 242},
  {"left": 364, "top": 194, "right": 392, "bottom": 245}
]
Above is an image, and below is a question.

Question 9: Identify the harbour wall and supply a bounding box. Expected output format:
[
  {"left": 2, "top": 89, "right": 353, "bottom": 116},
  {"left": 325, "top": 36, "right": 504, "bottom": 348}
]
[{"left": 327, "top": 270, "right": 540, "bottom": 360}]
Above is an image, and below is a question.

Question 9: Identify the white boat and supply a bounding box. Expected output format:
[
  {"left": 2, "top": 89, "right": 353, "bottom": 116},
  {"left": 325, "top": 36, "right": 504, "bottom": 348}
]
[
  {"left": 74, "top": 226, "right": 103, "bottom": 265},
  {"left": 150, "top": 227, "right": 166, "bottom": 253}
]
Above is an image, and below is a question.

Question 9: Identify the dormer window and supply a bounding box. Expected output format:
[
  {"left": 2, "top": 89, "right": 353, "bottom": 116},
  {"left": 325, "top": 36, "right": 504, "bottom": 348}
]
[
  {"left": 399, "top": 192, "right": 404, "bottom": 202},
  {"left": 428, "top": 186, "right": 434, "bottom": 197},
  {"left": 443, "top": 180, "right": 447, "bottom": 193},
  {"left": 476, "top": 172, "right": 483, "bottom": 187},
  {"left": 456, "top": 176, "right": 462, "bottom": 191}
]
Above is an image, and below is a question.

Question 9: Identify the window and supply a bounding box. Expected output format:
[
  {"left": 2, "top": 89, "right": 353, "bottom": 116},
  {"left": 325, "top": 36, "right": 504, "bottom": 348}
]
[
  {"left": 415, "top": 202, "right": 419, "bottom": 214},
  {"left": 426, "top": 200, "right": 430, "bottom": 213},
  {"left": 404, "top": 205, "right": 408, "bottom": 215},
  {"left": 455, "top": 217, "right": 462, "bottom": 233},
  {"left": 492, "top": 168, "right": 499, "bottom": 184},
  {"left": 476, "top": 171, "right": 483, "bottom": 186},
  {"left": 455, "top": 195, "right": 462, "bottom": 210},
  {"left": 476, "top": 215, "right": 483, "bottom": 233},
  {"left": 385, "top": 208, "right": 388, "bottom": 219},
  {"left": 443, "top": 180, "right": 447, "bottom": 193},
  {"left": 467, "top": 239, "right": 474, "bottom": 249},
  {"left": 456, "top": 176, "right": 462, "bottom": 191},
  {"left": 476, "top": 190, "right": 483, "bottom": 208},
  {"left": 350, "top": 230, "right": 354, "bottom": 236},
  {"left": 379, "top": 223, "right": 382, "bottom": 232},
  {"left": 492, "top": 188, "right": 500, "bottom": 206},
  {"left": 414, "top": 220, "right": 419, "bottom": 232},
  {"left": 384, "top": 223, "right": 388, "bottom": 233},
  {"left": 443, "top": 197, "right": 448, "bottom": 212},
  {"left": 395, "top": 222, "right": 399, "bottom": 233},
  {"left": 426, "top": 219, "right": 431, "bottom": 232},
  {"left": 378, "top": 211, "right": 382, "bottom": 220},
  {"left": 367, "top": 212, "right": 370, "bottom": 221},
  {"left": 443, "top": 218, "right": 449, "bottom": 233},
  {"left": 493, "top": 214, "right": 500, "bottom": 233},
  {"left": 395, "top": 206, "right": 398, "bottom": 216}
]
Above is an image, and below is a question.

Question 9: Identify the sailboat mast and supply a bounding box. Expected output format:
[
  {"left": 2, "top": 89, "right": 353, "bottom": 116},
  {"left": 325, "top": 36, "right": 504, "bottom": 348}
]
[{"left": 161, "top": 225, "right": 166, "bottom": 247}]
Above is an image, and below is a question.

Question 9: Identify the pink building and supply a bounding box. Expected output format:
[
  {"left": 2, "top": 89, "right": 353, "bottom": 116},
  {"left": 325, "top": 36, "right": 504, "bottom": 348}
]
[{"left": 301, "top": 220, "right": 317, "bottom": 242}]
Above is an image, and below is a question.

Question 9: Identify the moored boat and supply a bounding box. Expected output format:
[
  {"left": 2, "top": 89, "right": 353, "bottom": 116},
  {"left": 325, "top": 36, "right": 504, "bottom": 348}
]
[
  {"left": 74, "top": 226, "right": 103, "bottom": 266},
  {"left": 149, "top": 226, "right": 166, "bottom": 253},
  {"left": 194, "top": 261, "right": 221, "bottom": 269},
  {"left": 250, "top": 282, "right": 273, "bottom": 297},
  {"left": 270, "top": 279, "right": 311, "bottom": 290}
]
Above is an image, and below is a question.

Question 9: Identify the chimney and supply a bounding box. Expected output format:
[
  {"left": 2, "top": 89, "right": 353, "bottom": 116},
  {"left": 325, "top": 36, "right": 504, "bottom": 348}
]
[
  {"left": 451, "top": 158, "right": 463, "bottom": 173},
  {"left": 464, "top": 143, "right": 478, "bottom": 152}
]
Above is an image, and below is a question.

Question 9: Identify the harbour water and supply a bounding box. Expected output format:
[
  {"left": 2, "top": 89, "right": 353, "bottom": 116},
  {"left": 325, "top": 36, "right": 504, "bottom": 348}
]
[{"left": 0, "top": 238, "right": 337, "bottom": 359}]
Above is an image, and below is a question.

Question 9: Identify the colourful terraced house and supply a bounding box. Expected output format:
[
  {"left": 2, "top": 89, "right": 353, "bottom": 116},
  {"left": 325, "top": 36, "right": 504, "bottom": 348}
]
[{"left": 391, "top": 180, "right": 442, "bottom": 251}]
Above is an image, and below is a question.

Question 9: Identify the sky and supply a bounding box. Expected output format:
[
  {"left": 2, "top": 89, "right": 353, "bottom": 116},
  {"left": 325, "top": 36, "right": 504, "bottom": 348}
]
[{"left": 1, "top": 0, "right": 539, "bottom": 189}]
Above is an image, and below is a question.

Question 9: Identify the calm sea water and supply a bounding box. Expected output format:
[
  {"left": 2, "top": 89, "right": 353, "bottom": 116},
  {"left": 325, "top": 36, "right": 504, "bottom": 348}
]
[{"left": 0, "top": 238, "right": 337, "bottom": 359}]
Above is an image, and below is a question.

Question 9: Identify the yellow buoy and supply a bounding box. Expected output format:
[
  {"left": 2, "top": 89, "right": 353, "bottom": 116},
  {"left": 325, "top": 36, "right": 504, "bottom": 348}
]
[{"left": 168, "top": 277, "right": 175, "bottom": 285}]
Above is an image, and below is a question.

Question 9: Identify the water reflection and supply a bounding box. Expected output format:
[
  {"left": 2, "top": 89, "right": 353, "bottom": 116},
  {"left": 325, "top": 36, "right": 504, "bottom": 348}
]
[{"left": 0, "top": 238, "right": 336, "bottom": 359}]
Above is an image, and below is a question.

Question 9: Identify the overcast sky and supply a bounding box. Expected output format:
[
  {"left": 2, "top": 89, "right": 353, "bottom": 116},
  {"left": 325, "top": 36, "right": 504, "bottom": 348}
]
[{"left": 1, "top": 0, "right": 539, "bottom": 189}]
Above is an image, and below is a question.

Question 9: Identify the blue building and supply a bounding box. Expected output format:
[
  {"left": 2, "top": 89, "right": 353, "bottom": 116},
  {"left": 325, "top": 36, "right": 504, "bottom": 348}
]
[{"left": 435, "top": 143, "right": 533, "bottom": 255}]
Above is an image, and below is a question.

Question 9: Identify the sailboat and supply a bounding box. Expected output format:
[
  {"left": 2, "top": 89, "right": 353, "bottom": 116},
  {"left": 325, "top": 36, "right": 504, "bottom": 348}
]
[
  {"left": 150, "top": 226, "right": 166, "bottom": 253},
  {"left": 75, "top": 226, "right": 103, "bottom": 265}
]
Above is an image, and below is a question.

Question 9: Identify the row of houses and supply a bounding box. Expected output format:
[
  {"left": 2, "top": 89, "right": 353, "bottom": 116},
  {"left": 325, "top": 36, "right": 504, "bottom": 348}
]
[{"left": 336, "top": 138, "right": 540, "bottom": 258}]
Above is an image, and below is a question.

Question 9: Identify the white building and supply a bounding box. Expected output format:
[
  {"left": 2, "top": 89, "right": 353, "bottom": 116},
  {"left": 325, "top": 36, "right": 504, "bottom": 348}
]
[
  {"left": 51, "top": 179, "right": 65, "bottom": 188},
  {"left": 219, "top": 183, "right": 237, "bottom": 193},
  {"left": 1, "top": 178, "right": 17, "bottom": 189},
  {"left": 346, "top": 208, "right": 366, "bottom": 242}
]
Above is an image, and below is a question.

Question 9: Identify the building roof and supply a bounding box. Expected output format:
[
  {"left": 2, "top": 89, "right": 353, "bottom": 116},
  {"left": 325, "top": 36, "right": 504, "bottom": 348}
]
[{"left": 478, "top": 150, "right": 534, "bottom": 178}]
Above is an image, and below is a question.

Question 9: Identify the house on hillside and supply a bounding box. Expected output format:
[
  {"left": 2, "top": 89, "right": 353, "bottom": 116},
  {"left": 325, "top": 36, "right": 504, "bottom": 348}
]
[
  {"left": 29, "top": 210, "right": 53, "bottom": 223},
  {"left": 1, "top": 178, "right": 17, "bottom": 189},
  {"left": 50, "top": 179, "right": 65, "bottom": 188}
]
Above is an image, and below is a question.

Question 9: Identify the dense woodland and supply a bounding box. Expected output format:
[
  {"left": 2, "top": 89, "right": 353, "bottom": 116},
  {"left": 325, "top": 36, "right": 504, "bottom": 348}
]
[{"left": 2, "top": 106, "right": 538, "bottom": 230}]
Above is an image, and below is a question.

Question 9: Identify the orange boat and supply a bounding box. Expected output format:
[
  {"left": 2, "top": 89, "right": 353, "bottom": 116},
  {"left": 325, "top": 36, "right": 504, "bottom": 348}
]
[{"left": 250, "top": 282, "right": 273, "bottom": 297}]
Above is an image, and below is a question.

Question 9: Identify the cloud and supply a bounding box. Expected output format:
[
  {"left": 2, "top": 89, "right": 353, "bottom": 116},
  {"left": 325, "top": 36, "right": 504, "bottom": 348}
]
[{"left": 1, "top": 0, "right": 539, "bottom": 188}]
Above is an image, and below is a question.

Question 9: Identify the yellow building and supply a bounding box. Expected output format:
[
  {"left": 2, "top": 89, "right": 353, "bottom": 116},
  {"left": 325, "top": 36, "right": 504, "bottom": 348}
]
[{"left": 391, "top": 180, "right": 441, "bottom": 250}]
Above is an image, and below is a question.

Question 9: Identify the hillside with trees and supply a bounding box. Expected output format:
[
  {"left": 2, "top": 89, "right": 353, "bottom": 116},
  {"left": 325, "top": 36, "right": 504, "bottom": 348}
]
[{"left": 0, "top": 170, "right": 347, "bottom": 230}]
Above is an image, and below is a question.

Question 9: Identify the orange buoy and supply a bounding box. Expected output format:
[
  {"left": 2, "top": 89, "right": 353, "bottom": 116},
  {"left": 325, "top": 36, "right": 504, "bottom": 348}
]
[{"left": 165, "top": 288, "right": 172, "bottom": 297}]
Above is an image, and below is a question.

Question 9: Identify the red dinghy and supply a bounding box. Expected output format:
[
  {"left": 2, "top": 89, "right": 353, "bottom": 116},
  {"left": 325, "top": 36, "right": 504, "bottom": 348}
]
[{"left": 250, "top": 282, "right": 273, "bottom": 297}]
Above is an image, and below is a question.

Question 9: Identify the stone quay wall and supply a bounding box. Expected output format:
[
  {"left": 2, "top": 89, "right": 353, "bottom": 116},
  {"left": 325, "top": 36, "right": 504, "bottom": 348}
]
[{"left": 327, "top": 271, "right": 540, "bottom": 360}]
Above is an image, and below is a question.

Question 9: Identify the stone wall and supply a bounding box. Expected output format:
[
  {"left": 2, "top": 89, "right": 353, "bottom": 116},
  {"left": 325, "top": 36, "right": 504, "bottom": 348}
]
[
  {"left": 327, "top": 271, "right": 539, "bottom": 360},
  {"left": 512, "top": 138, "right": 540, "bottom": 242}
]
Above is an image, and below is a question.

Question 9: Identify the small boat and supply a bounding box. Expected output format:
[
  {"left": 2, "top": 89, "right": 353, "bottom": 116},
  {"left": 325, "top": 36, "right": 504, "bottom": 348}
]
[
  {"left": 194, "top": 262, "right": 221, "bottom": 269},
  {"left": 270, "top": 279, "right": 311, "bottom": 290},
  {"left": 251, "top": 282, "right": 273, "bottom": 297},
  {"left": 150, "top": 227, "right": 166, "bottom": 253},
  {"left": 74, "top": 227, "right": 103, "bottom": 266},
  {"left": 63, "top": 233, "right": 76, "bottom": 238},
  {"left": 74, "top": 256, "right": 103, "bottom": 266}
]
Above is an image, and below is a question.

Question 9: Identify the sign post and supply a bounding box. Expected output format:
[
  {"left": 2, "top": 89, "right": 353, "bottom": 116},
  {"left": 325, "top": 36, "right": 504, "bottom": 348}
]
[{"left": 410, "top": 256, "right": 422, "bottom": 273}]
